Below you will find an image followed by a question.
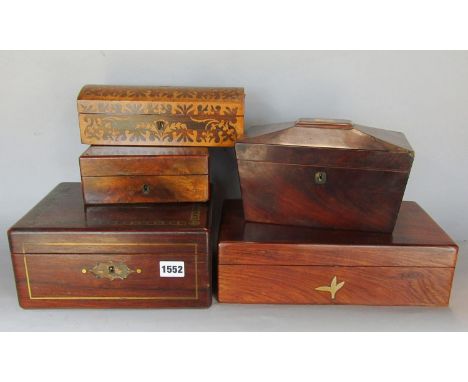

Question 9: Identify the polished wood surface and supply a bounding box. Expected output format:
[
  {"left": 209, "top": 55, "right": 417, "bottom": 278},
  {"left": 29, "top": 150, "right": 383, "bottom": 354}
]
[
  {"left": 220, "top": 243, "right": 456, "bottom": 268},
  {"left": 78, "top": 85, "right": 245, "bottom": 105},
  {"left": 236, "top": 118, "right": 414, "bottom": 232},
  {"left": 238, "top": 160, "right": 408, "bottom": 232},
  {"left": 82, "top": 146, "right": 209, "bottom": 156},
  {"left": 80, "top": 146, "right": 209, "bottom": 204},
  {"left": 219, "top": 266, "right": 453, "bottom": 306},
  {"left": 12, "top": 253, "right": 210, "bottom": 309},
  {"left": 82, "top": 175, "right": 209, "bottom": 204},
  {"left": 80, "top": 146, "right": 208, "bottom": 176},
  {"left": 217, "top": 200, "right": 457, "bottom": 306},
  {"left": 77, "top": 85, "right": 245, "bottom": 147},
  {"left": 9, "top": 183, "right": 212, "bottom": 308},
  {"left": 236, "top": 142, "right": 412, "bottom": 170},
  {"left": 10, "top": 183, "right": 208, "bottom": 232},
  {"left": 240, "top": 118, "right": 413, "bottom": 152}
]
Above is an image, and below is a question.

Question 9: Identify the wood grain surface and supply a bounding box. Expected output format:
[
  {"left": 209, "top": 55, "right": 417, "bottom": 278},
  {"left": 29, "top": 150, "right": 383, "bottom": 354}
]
[
  {"left": 79, "top": 145, "right": 209, "bottom": 204},
  {"left": 80, "top": 146, "right": 208, "bottom": 176},
  {"left": 218, "top": 265, "right": 453, "bottom": 306},
  {"left": 12, "top": 253, "right": 210, "bottom": 308},
  {"left": 219, "top": 200, "right": 457, "bottom": 247},
  {"left": 77, "top": 85, "right": 245, "bottom": 147},
  {"left": 219, "top": 244, "right": 457, "bottom": 267},
  {"left": 82, "top": 175, "right": 209, "bottom": 204},
  {"left": 9, "top": 183, "right": 212, "bottom": 308},
  {"left": 238, "top": 160, "right": 409, "bottom": 232},
  {"left": 217, "top": 200, "right": 457, "bottom": 306},
  {"left": 236, "top": 118, "right": 413, "bottom": 232}
]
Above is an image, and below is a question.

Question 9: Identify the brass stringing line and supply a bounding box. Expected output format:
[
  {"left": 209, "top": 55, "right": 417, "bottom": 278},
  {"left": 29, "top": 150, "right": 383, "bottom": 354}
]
[
  {"left": 23, "top": 242, "right": 200, "bottom": 300},
  {"left": 195, "top": 254, "right": 198, "bottom": 299},
  {"left": 22, "top": 242, "right": 197, "bottom": 254},
  {"left": 23, "top": 256, "right": 33, "bottom": 299},
  {"left": 24, "top": 254, "right": 198, "bottom": 300}
]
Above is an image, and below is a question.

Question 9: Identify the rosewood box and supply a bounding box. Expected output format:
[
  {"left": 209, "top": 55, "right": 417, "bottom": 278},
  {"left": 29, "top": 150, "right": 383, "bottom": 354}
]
[
  {"left": 77, "top": 85, "right": 245, "bottom": 147},
  {"left": 8, "top": 183, "right": 212, "bottom": 308},
  {"left": 80, "top": 146, "right": 209, "bottom": 204},
  {"left": 217, "top": 200, "right": 458, "bottom": 306},
  {"left": 236, "top": 118, "right": 414, "bottom": 232}
]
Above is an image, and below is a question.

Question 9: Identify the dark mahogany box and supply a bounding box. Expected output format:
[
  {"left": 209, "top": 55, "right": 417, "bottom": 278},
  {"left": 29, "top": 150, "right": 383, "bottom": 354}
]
[
  {"left": 235, "top": 118, "right": 414, "bottom": 233},
  {"left": 217, "top": 200, "right": 458, "bottom": 306},
  {"left": 8, "top": 183, "right": 212, "bottom": 308},
  {"left": 80, "top": 146, "right": 209, "bottom": 204}
]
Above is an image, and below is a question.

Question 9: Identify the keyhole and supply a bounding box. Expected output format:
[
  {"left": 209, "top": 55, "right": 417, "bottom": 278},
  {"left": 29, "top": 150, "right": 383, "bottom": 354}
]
[
  {"left": 157, "top": 121, "right": 165, "bottom": 131},
  {"left": 142, "top": 184, "right": 150, "bottom": 194},
  {"left": 108, "top": 265, "right": 115, "bottom": 273},
  {"left": 315, "top": 171, "right": 327, "bottom": 184}
]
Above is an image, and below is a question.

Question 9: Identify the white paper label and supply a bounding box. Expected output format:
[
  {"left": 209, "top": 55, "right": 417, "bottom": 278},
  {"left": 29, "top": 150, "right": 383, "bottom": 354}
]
[{"left": 159, "top": 261, "right": 185, "bottom": 277}]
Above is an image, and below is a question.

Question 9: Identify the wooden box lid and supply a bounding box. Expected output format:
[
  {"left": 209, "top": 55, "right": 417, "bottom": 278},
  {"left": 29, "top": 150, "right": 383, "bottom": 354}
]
[
  {"left": 77, "top": 85, "right": 245, "bottom": 116},
  {"left": 79, "top": 146, "right": 208, "bottom": 176},
  {"left": 218, "top": 200, "right": 457, "bottom": 267},
  {"left": 236, "top": 118, "right": 414, "bottom": 171},
  {"left": 8, "top": 183, "right": 210, "bottom": 254}
]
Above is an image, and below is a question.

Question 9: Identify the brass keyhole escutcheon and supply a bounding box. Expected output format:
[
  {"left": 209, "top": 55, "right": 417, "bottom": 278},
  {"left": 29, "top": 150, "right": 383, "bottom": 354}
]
[
  {"left": 157, "top": 120, "right": 165, "bottom": 131},
  {"left": 315, "top": 171, "right": 327, "bottom": 185},
  {"left": 88, "top": 261, "right": 135, "bottom": 281},
  {"left": 142, "top": 184, "right": 150, "bottom": 195}
]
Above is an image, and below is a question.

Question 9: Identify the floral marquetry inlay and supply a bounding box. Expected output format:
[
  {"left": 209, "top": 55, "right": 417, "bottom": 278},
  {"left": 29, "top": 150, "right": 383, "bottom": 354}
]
[
  {"left": 80, "top": 114, "right": 241, "bottom": 146},
  {"left": 77, "top": 101, "right": 242, "bottom": 116},
  {"left": 78, "top": 85, "right": 245, "bottom": 102},
  {"left": 78, "top": 85, "right": 244, "bottom": 147}
]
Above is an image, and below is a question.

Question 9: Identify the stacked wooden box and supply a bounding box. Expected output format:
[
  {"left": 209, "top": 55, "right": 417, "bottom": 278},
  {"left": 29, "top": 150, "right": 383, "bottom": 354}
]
[
  {"left": 9, "top": 85, "right": 245, "bottom": 308},
  {"left": 217, "top": 118, "right": 459, "bottom": 306},
  {"left": 7, "top": 86, "right": 459, "bottom": 309}
]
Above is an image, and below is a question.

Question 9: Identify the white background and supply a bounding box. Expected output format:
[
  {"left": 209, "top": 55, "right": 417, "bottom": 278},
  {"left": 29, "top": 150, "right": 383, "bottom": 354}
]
[
  {"left": 1, "top": 0, "right": 468, "bottom": 380},
  {"left": 0, "top": 50, "right": 467, "bottom": 332}
]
